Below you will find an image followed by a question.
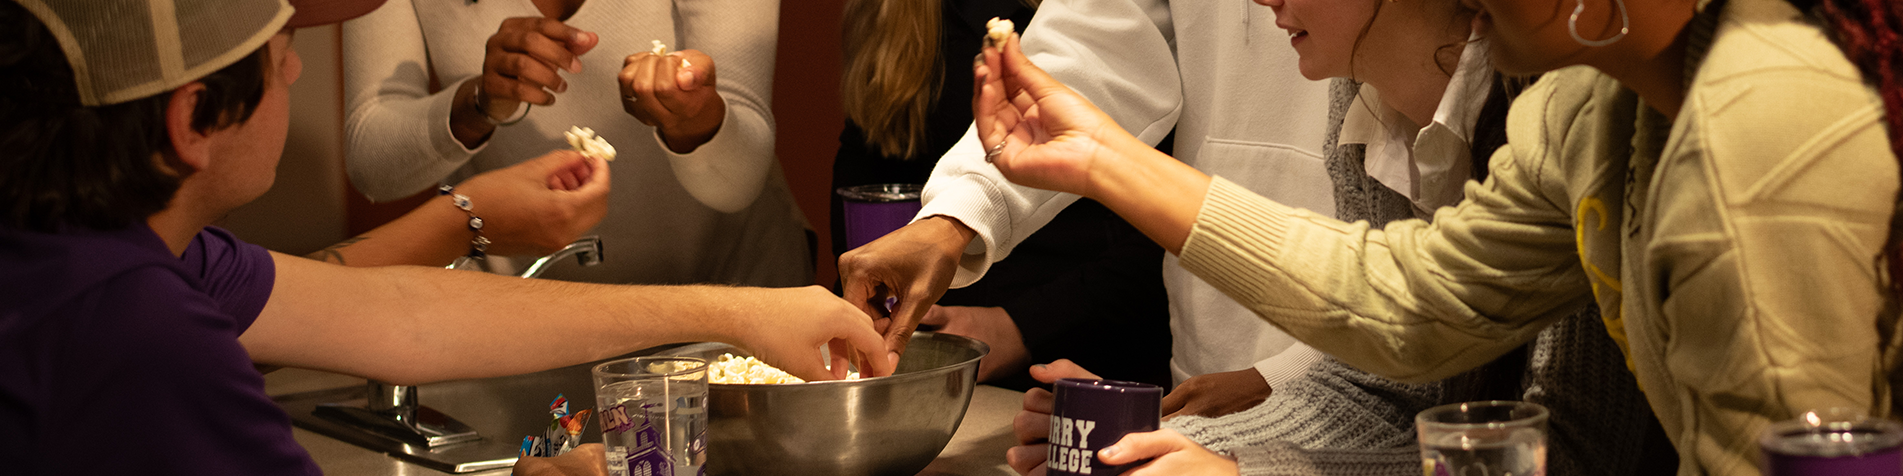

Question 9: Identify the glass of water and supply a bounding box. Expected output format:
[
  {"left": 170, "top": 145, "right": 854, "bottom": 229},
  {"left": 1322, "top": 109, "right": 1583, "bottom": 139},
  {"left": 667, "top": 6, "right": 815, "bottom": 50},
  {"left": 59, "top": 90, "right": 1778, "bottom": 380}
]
[
  {"left": 593, "top": 356, "right": 708, "bottom": 476},
  {"left": 1417, "top": 400, "right": 1549, "bottom": 476}
]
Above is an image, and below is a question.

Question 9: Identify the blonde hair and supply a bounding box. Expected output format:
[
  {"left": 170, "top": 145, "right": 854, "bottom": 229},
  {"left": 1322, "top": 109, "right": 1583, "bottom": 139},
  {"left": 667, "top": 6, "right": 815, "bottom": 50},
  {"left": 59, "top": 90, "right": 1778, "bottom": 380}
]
[{"left": 841, "top": 0, "right": 943, "bottom": 159}]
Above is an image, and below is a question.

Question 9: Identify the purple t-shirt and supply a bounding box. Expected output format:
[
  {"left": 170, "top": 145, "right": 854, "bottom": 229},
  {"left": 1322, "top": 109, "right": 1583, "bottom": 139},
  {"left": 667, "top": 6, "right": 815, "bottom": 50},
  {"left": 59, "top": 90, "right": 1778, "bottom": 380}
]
[{"left": 0, "top": 223, "right": 318, "bottom": 475}]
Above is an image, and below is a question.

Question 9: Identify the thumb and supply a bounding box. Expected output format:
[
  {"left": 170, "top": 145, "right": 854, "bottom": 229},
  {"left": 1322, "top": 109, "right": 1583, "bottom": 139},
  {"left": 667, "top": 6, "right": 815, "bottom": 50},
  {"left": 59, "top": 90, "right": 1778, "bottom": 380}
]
[
  {"left": 1029, "top": 359, "right": 1101, "bottom": 384},
  {"left": 998, "top": 31, "right": 1068, "bottom": 103},
  {"left": 918, "top": 305, "right": 951, "bottom": 327},
  {"left": 567, "top": 30, "right": 599, "bottom": 55},
  {"left": 673, "top": 51, "right": 714, "bottom": 91},
  {"left": 571, "top": 155, "right": 612, "bottom": 196},
  {"left": 522, "top": 149, "right": 588, "bottom": 176},
  {"left": 1096, "top": 430, "right": 1186, "bottom": 466}
]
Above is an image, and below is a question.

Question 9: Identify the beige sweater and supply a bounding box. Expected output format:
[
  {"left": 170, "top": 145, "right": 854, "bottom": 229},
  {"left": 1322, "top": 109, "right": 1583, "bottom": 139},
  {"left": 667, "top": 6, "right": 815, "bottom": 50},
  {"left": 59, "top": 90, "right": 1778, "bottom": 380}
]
[{"left": 1178, "top": 0, "right": 1900, "bottom": 472}]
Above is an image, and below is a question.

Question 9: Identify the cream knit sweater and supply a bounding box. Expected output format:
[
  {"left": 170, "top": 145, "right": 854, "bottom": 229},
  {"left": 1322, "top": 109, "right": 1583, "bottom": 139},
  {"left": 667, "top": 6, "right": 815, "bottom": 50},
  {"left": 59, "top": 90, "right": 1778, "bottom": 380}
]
[
  {"left": 1177, "top": 0, "right": 1900, "bottom": 472},
  {"left": 341, "top": 0, "right": 809, "bottom": 286}
]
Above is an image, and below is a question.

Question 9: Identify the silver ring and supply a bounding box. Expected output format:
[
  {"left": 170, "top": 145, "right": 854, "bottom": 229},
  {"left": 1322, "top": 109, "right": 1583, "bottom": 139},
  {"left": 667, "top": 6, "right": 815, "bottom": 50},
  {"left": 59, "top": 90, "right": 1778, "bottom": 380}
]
[{"left": 984, "top": 143, "right": 1005, "bottom": 163}]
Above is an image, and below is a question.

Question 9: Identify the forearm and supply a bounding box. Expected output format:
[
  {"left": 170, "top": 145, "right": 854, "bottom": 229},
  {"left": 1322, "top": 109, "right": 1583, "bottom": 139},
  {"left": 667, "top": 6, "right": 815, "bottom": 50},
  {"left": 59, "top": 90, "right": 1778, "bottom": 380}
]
[
  {"left": 341, "top": 1, "right": 483, "bottom": 201},
  {"left": 247, "top": 253, "right": 738, "bottom": 385},
  {"left": 662, "top": 99, "right": 772, "bottom": 212},
  {"left": 1085, "top": 137, "right": 1210, "bottom": 255},
  {"left": 304, "top": 194, "right": 470, "bottom": 268},
  {"left": 659, "top": 0, "right": 777, "bottom": 211}
]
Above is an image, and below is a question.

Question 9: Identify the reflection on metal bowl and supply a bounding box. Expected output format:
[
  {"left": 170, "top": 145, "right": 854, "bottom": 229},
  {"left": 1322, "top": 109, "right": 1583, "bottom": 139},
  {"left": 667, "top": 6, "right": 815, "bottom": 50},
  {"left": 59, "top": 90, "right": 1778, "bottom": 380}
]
[{"left": 659, "top": 332, "right": 989, "bottom": 476}]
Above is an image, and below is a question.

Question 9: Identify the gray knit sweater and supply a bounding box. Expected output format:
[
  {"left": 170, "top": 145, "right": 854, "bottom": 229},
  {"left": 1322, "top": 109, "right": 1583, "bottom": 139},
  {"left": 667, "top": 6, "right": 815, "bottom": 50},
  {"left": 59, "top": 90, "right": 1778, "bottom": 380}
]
[{"left": 1163, "top": 79, "right": 1672, "bottom": 475}]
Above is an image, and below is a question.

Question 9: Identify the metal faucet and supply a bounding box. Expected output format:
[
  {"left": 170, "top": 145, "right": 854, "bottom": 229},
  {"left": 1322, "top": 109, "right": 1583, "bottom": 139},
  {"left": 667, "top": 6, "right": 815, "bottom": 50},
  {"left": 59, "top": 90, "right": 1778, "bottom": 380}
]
[
  {"left": 516, "top": 235, "right": 604, "bottom": 279},
  {"left": 314, "top": 237, "right": 606, "bottom": 452}
]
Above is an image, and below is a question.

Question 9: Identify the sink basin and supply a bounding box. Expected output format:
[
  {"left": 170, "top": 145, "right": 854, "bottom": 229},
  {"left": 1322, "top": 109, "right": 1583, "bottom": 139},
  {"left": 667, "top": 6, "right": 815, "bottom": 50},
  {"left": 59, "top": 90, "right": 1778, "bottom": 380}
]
[{"left": 274, "top": 349, "right": 667, "bottom": 473}]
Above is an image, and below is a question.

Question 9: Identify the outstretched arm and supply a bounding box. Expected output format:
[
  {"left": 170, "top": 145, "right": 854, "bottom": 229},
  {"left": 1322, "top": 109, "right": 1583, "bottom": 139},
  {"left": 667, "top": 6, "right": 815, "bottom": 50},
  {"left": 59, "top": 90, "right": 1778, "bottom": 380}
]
[
  {"left": 242, "top": 257, "right": 897, "bottom": 384},
  {"left": 307, "top": 150, "right": 609, "bottom": 267},
  {"left": 977, "top": 35, "right": 1595, "bottom": 382}
]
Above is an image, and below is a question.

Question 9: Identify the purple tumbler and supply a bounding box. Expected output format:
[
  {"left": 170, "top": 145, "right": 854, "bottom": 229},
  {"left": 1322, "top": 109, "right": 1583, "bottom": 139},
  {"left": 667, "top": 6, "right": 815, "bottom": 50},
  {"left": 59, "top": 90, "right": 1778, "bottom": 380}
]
[
  {"left": 837, "top": 184, "right": 924, "bottom": 251},
  {"left": 1762, "top": 408, "right": 1903, "bottom": 476}
]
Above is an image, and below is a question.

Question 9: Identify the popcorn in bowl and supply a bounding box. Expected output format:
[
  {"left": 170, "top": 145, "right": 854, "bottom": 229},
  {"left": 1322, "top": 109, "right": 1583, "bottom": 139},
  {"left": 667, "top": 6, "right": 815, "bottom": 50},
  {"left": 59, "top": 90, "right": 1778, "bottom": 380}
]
[
  {"left": 563, "top": 126, "right": 616, "bottom": 161},
  {"left": 708, "top": 353, "right": 859, "bottom": 384}
]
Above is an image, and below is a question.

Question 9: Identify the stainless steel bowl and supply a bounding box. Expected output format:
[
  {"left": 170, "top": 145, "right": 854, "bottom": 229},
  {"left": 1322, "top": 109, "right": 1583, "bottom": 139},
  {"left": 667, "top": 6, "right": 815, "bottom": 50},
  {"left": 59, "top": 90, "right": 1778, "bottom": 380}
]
[{"left": 660, "top": 332, "right": 989, "bottom": 476}]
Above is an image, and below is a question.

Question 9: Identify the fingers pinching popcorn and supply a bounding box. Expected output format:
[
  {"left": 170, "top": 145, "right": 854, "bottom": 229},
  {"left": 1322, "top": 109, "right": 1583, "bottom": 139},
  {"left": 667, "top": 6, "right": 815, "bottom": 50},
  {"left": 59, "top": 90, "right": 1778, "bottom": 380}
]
[{"left": 563, "top": 126, "right": 616, "bottom": 162}]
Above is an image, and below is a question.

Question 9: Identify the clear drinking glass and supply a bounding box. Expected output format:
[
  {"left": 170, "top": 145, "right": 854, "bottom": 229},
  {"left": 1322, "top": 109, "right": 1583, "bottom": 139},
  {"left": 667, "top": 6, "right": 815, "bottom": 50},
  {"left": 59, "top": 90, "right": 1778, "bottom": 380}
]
[
  {"left": 593, "top": 356, "right": 709, "bottom": 476},
  {"left": 1417, "top": 400, "right": 1548, "bottom": 476}
]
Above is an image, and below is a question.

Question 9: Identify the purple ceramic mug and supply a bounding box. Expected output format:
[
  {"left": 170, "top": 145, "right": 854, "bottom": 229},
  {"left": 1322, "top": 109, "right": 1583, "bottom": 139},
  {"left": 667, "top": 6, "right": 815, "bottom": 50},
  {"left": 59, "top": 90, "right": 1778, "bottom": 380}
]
[
  {"left": 837, "top": 184, "right": 923, "bottom": 252},
  {"left": 1049, "top": 378, "right": 1163, "bottom": 476}
]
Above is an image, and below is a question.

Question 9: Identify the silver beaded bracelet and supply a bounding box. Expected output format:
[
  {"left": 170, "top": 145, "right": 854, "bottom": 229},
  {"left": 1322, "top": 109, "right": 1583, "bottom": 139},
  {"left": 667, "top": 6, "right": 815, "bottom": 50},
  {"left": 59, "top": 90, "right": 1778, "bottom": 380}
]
[{"left": 438, "top": 184, "right": 490, "bottom": 259}]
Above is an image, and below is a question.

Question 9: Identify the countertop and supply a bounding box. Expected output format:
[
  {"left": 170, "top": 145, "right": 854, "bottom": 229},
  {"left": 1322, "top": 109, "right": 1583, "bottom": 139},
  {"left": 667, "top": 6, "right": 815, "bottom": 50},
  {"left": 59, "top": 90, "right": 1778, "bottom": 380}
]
[{"left": 266, "top": 366, "right": 1022, "bottom": 476}]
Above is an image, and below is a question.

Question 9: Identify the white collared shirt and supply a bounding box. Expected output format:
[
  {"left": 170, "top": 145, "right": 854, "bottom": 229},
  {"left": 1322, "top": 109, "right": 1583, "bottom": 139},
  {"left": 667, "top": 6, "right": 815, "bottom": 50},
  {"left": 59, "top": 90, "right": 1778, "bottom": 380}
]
[{"left": 1337, "top": 38, "right": 1493, "bottom": 215}]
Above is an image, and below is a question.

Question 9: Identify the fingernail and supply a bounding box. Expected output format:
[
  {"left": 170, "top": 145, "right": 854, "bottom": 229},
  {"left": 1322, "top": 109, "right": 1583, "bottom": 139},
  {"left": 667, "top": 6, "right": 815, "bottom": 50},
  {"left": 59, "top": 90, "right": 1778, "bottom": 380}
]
[
  {"left": 678, "top": 70, "right": 697, "bottom": 86},
  {"left": 555, "top": 82, "right": 567, "bottom": 93},
  {"left": 888, "top": 351, "right": 901, "bottom": 368},
  {"left": 1098, "top": 446, "right": 1119, "bottom": 459},
  {"left": 569, "top": 58, "right": 582, "bottom": 73},
  {"left": 1032, "top": 364, "right": 1048, "bottom": 371}
]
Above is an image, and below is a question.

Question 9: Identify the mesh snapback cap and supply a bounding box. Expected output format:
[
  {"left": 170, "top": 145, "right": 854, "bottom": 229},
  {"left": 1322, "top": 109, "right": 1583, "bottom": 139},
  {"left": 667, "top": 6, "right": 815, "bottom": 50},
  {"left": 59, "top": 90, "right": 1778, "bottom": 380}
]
[{"left": 12, "top": 0, "right": 384, "bottom": 107}]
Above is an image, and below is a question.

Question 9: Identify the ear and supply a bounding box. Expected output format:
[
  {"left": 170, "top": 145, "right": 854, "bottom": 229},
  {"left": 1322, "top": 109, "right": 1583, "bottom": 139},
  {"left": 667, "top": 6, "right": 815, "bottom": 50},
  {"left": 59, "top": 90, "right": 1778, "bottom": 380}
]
[{"left": 164, "top": 82, "right": 212, "bottom": 175}]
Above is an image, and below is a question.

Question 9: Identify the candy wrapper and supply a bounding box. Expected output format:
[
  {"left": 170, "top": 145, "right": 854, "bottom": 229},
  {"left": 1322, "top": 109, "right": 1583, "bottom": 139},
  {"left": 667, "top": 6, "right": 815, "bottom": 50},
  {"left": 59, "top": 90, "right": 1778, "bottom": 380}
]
[{"left": 521, "top": 394, "right": 593, "bottom": 458}]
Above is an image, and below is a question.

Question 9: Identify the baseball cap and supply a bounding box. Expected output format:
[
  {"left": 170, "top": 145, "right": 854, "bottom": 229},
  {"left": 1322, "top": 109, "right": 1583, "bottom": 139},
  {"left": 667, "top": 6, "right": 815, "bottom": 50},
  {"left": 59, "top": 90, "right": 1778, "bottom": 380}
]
[{"left": 10, "top": 0, "right": 384, "bottom": 106}]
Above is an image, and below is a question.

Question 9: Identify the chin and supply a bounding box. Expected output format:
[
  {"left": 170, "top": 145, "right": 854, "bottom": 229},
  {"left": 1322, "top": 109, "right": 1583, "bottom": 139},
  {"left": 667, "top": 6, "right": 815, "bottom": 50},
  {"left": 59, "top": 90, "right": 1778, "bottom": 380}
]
[
  {"left": 1295, "top": 62, "right": 1328, "bottom": 81},
  {"left": 1486, "top": 46, "right": 1553, "bottom": 75}
]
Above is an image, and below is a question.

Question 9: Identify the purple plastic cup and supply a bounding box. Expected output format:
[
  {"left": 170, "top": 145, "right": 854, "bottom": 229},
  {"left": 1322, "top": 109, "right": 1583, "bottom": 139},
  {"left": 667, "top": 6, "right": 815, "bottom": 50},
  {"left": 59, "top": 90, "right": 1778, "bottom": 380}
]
[
  {"left": 1049, "top": 378, "right": 1163, "bottom": 476},
  {"left": 837, "top": 184, "right": 923, "bottom": 252},
  {"left": 1762, "top": 408, "right": 1903, "bottom": 476}
]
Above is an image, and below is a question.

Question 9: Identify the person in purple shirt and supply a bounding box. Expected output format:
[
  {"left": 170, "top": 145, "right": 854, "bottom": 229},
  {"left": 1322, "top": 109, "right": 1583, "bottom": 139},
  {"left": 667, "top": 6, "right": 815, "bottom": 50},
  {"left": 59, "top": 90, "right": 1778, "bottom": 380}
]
[{"left": 0, "top": 0, "right": 897, "bottom": 474}]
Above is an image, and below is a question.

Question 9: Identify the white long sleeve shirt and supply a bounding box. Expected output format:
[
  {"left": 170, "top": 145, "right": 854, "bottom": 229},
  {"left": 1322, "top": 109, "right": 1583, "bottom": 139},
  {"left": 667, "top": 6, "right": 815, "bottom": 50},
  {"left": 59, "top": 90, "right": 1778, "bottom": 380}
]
[
  {"left": 341, "top": 0, "right": 809, "bottom": 286},
  {"left": 918, "top": 0, "right": 1335, "bottom": 384}
]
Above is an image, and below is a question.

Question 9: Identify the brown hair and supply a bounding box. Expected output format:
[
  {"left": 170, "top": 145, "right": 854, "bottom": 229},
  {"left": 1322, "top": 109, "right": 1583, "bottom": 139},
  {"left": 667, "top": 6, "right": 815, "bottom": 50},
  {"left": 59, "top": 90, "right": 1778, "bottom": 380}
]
[
  {"left": 841, "top": 0, "right": 944, "bottom": 159},
  {"left": 841, "top": 0, "right": 1040, "bottom": 159},
  {"left": 0, "top": 1, "right": 269, "bottom": 232}
]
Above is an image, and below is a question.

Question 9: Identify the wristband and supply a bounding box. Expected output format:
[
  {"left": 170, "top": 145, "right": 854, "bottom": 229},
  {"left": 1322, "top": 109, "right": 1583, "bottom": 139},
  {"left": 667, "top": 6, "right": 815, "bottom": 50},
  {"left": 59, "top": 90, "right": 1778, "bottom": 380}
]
[{"left": 438, "top": 184, "right": 490, "bottom": 259}]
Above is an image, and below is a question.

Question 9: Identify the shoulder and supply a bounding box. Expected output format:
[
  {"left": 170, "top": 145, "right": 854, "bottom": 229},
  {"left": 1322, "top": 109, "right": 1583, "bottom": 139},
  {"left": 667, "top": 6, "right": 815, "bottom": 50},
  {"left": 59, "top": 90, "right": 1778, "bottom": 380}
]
[
  {"left": 183, "top": 227, "right": 277, "bottom": 328},
  {"left": 1497, "top": 67, "right": 1639, "bottom": 185},
  {"left": 1505, "top": 67, "right": 1636, "bottom": 148},
  {"left": 1681, "top": 0, "right": 1895, "bottom": 209},
  {"left": 1701, "top": 0, "right": 1866, "bottom": 85}
]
